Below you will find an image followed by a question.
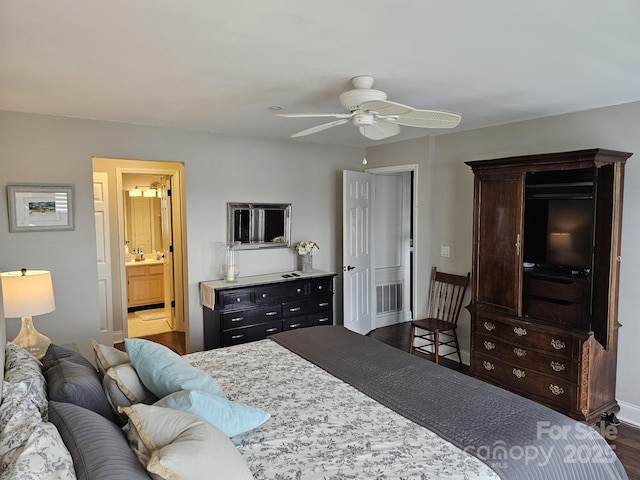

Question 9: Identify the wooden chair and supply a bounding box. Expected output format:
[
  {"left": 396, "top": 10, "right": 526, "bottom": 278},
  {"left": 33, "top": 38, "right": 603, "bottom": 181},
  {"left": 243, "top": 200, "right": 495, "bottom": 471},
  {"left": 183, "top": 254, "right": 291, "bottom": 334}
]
[{"left": 409, "top": 266, "right": 470, "bottom": 368}]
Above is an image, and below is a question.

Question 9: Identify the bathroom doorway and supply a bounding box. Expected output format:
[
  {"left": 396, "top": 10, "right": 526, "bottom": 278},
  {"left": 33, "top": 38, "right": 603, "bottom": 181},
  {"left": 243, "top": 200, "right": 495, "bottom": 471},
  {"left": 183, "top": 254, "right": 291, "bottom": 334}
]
[{"left": 92, "top": 158, "right": 188, "bottom": 352}]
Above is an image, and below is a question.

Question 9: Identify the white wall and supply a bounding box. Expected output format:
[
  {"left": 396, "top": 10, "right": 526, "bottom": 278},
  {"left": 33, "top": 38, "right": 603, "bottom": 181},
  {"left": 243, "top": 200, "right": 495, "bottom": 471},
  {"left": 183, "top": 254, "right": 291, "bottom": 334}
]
[
  {"left": 0, "top": 110, "right": 362, "bottom": 359},
  {"left": 368, "top": 101, "right": 640, "bottom": 425}
]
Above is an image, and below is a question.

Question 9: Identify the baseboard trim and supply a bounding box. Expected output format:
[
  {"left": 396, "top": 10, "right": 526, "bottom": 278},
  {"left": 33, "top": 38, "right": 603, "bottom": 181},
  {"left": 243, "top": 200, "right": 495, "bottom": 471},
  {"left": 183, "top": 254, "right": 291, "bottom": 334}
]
[{"left": 617, "top": 400, "right": 640, "bottom": 427}]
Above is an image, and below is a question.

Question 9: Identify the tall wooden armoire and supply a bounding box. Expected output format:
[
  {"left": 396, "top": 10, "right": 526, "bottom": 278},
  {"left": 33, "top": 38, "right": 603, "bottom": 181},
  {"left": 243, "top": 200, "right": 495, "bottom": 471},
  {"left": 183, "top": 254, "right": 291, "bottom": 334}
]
[{"left": 466, "top": 148, "right": 631, "bottom": 423}]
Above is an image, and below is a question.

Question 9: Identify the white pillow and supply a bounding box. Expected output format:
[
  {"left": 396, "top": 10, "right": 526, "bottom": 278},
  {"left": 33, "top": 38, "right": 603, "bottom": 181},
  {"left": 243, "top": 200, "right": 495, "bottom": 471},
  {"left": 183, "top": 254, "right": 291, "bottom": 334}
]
[
  {"left": 120, "top": 404, "right": 254, "bottom": 480},
  {"left": 103, "top": 364, "right": 158, "bottom": 423},
  {"left": 90, "top": 339, "right": 130, "bottom": 377}
]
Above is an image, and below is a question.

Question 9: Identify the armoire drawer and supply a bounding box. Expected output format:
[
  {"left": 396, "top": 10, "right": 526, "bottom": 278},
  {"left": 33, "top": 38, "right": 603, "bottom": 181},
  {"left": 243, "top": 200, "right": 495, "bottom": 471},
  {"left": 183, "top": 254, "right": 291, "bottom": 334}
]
[
  {"left": 474, "top": 352, "right": 573, "bottom": 410},
  {"left": 474, "top": 334, "right": 573, "bottom": 381},
  {"left": 476, "top": 318, "right": 573, "bottom": 357}
]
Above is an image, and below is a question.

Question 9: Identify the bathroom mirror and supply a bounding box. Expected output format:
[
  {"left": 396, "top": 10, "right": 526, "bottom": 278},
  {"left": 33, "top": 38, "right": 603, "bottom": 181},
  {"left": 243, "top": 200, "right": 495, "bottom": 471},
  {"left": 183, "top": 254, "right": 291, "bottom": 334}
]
[
  {"left": 124, "top": 193, "right": 162, "bottom": 254},
  {"left": 227, "top": 203, "right": 291, "bottom": 249}
]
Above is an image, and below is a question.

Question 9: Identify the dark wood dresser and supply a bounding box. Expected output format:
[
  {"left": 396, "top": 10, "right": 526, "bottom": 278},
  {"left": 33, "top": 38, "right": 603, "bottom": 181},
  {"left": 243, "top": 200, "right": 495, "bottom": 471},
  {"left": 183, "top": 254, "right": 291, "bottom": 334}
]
[
  {"left": 200, "top": 271, "right": 336, "bottom": 349},
  {"left": 466, "top": 148, "right": 632, "bottom": 423}
]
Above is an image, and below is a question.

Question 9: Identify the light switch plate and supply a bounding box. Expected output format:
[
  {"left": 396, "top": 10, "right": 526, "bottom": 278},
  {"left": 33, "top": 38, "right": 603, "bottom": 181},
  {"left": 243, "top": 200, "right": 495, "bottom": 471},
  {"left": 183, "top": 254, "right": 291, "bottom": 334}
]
[{"left": 441, "top": 246, "right": 450, "bottom": 257}]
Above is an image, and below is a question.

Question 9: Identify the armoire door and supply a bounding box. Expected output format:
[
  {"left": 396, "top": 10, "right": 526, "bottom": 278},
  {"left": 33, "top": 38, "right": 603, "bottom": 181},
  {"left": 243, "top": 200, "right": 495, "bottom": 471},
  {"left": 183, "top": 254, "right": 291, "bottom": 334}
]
[{"left": 473, "top": 174, "right": 524, "bottom": 314}]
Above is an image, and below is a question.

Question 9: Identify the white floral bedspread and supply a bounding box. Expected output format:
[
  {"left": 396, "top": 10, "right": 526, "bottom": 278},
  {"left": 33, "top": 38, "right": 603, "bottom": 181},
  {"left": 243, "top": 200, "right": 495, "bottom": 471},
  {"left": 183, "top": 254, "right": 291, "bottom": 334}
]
[{"left": 186, "top": 339, "right": 499, "bottom": 480}]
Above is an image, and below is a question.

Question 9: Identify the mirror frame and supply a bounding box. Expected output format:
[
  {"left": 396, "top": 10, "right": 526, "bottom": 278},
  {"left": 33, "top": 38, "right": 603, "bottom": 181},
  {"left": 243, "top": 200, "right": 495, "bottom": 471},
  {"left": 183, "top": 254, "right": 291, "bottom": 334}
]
[{"left": 227, "top": 203, "right": 292, "bottom": 250}]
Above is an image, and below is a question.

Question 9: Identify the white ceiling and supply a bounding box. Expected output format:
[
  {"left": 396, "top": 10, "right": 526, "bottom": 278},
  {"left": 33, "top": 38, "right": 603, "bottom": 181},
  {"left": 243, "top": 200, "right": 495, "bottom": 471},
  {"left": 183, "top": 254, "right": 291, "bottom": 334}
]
[{"left": 2, "top": 1, "right": 639, "bottom": 148}]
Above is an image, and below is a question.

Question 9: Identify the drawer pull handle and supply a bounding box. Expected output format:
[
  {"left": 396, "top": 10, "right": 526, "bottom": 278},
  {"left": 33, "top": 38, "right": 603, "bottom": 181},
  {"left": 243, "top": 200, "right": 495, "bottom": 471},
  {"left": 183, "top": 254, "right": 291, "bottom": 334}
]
[
  {"left": 265, "top": 311, "right": 278, "bottom": 316},
  {"left": 513, "top": 327, "right": 527, "bottom": 337},
  {"left": 265, "top": 328, "right": 278, "bottom": 333},
  {"left": 551, "top": 339, "right": 566, "bottom": 350},
  {"left": 235, "top": 297, "right": 241, "bottom": 302},
  {"left": 318, "top": 285, "right": 323, "bottom": 290},
  {"left": 262, "top": 293, "right": 267, "bottom": 298},
  {"left": 513, "top": 347, "right": 527, "bottom": 357},
  {"left": 296, "top": 288, "right": 302, "bottom": 293},
  {"left": 550, "top": 361, "right": 565, "bottom": 372},
  {"left": 318, "top": 302, "right": 329, "bottom": 307},
  {"left": 513, "top": 368, "right": 526, "bottom": 379},
  {"left": 483, "top": 341, "right": 495, "bottom": 351},
  {"left": 289, "top": 323, "right": 301, "bottom": 328},
  {"left": 549, "top": 384, "right": 565, "bottom": 396},
  {"left": 484, "top": 322, "right": 496, "bottom": 331},
  {"left": 231, "top": 334, "right": 244, "bottom": 339},
  {"left": 230, "top": 317, "right": 243, "bottom": 322},
  {"left": 318, "top": 317, "right": 329, "bottom": 323},
  {"left": 483, "top": 361, "right": 495, "bottom": 371},
  {"left": 289, "top": 307, "right": 301, "bottom": 312}
]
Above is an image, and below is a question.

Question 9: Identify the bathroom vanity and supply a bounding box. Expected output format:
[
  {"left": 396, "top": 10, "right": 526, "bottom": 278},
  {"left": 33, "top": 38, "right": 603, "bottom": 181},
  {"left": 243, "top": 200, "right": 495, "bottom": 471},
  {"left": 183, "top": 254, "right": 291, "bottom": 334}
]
[{"left": 126, "top": 260, "right": 164, "bottom": 308}]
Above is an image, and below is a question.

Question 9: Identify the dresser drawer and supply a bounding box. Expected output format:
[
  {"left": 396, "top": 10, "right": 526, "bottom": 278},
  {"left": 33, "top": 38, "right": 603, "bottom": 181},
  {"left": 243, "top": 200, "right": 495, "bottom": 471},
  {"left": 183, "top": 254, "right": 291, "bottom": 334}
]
[
  {"left": 474, "top": 352, "right": 573, "bottom": 410},
  {"left": 221, "top": 305, "right": 282, "bottom": 329},
  {"left": 474, "top": 334, "right": 573, "bottom": 381},
  {"left": 477, "top": 318, "right": 573, "bottom": 356},
  {"left": 220, "top": 290, "right": 254, "bottom": 308},
  {"left": 309, "top": 277, "right": 334, "bottom": 295},
  {"left": 307, "top": 311, "right": 333, "bottom": 326},
  {"left": 223, "top": 321, "right": 282, "bottom": 346},
  {"left": 255, "top": 282, "right": 305, "bottom": 303},
  {"left": 283, "top": 316, "right": 315, "bottom": 330}
]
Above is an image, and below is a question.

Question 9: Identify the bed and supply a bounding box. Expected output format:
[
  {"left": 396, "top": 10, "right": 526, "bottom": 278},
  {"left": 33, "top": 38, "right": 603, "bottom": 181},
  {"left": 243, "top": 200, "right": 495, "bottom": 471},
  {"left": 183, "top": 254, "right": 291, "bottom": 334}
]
[{"left": 0, "top": 322, "right": 628, "bottom": 480}]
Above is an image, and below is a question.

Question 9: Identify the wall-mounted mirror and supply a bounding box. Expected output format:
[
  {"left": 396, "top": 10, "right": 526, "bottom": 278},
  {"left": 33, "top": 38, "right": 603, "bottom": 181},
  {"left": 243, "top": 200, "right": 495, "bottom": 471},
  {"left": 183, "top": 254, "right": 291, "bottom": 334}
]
[
  {"left": 123, "top": 174, "right": 166, "bottom": 254},
  {"left": 227, "top": 203, "right": 291, "bottom": 249}
]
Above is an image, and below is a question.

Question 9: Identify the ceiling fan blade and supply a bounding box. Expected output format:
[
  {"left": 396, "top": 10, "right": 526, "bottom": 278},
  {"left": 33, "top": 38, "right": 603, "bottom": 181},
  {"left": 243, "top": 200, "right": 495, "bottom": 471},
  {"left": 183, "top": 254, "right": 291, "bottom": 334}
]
[
  {"left": 359, "top": 120, "right": 400, "bottom": 140},
  {"left": 393, "top": 109, "right": 461, "bottom": 128},
  {"left": 359, "top": 99, "right": 413, "bottom": 116},
  {"left": 276, "top": 113, "right": 352, "bottom": 119},
  {"left": 290, "top": 118, "right": 350, "bottom": 137}
]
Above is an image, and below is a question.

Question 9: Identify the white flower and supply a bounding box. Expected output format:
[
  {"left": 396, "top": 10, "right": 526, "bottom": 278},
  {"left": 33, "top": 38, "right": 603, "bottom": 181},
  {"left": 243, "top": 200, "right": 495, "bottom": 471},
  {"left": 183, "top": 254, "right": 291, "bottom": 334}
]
[{"left": 294, "top": 240, "right": 319, "bottom": 256}]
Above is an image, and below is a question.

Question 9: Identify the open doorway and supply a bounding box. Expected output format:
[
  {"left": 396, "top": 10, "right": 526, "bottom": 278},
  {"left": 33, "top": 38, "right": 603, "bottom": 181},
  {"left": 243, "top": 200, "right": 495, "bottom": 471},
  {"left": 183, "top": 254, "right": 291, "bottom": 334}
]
[{"left": 92, "top": 158, "right": 188, "bottom": 354}]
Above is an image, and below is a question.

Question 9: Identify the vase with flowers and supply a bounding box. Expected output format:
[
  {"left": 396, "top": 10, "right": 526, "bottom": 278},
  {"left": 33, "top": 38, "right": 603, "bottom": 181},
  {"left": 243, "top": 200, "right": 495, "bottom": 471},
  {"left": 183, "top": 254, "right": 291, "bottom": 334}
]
[{"left": 294, "top": 240, "right": 319, "bottom": 274}]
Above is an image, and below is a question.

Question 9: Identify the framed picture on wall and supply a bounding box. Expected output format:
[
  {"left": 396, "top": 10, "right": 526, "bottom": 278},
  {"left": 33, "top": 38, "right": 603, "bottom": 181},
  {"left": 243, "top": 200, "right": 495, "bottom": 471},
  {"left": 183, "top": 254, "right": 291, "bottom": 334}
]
[{"left": 7, "top": 184, "right": 75, "bottom": 232}]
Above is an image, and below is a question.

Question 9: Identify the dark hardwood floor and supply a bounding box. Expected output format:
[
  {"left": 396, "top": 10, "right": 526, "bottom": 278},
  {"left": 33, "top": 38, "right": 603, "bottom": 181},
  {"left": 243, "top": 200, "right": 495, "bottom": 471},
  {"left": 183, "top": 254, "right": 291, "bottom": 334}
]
[
  {"left": 367, "top": 322, "right": 640, "bottom": 480},
  {"left": 114, "top": 330, "right": 186, "bottom": 355}
]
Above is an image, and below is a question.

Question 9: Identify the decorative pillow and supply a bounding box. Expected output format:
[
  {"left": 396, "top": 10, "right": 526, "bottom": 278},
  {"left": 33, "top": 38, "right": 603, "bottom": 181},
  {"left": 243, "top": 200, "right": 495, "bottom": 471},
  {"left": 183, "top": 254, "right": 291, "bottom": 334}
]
[
  {"left": 124, "top": 338, "right": 224, "bottom": 399},
  {"left": 103, "top": 364, "right": 158, "bottom": 425},
  {"left": 120, "top": 404, "right": 254, "bottom": 480},
  {"left": 48, "top": 401, "right": 149, "bottom": 480},
  {"left": 42, "top": 344, "right": 96, "bottom": 374},
  {"left": 90, "top": 340, "right": 130, "bottom": 378},
  {"left": 4, "top": 342, "right": 48, "bottom": 418},
  {"left": 46, "top": 358, "right": 116, "bottom": 423},
  {"left": 154, "top": 389, "right": 270, "bottom": 437},
  {"left": 0, "top": 382, "right": 76, "bottom": 480}
]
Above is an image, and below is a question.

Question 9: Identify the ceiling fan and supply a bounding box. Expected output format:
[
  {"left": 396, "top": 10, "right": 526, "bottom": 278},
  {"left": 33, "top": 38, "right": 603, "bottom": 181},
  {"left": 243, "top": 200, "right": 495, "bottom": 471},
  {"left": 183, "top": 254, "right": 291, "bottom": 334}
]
[{"left": 276, "top": 76, "right": 461, "bottom": 140}]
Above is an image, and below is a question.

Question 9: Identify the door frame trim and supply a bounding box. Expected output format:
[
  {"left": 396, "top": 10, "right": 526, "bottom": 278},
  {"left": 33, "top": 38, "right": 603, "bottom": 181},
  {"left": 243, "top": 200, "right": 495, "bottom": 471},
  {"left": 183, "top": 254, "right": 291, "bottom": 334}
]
[{"left": 365, "top": 163, "right": 418, "bottom": 324}]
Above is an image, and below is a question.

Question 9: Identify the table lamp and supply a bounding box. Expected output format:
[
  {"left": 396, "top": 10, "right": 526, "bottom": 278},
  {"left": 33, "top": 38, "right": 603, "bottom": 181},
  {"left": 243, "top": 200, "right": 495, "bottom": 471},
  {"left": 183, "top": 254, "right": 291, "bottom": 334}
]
[{"left": 1, "top": 269, "right": 55, "bottom": 359}]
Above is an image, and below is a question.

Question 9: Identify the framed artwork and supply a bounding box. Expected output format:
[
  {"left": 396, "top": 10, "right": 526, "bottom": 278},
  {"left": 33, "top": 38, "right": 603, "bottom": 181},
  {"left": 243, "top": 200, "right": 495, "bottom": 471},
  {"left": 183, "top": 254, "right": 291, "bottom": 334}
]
[{"left": 7, "top": 184, "right": 75, "bottom": 232}]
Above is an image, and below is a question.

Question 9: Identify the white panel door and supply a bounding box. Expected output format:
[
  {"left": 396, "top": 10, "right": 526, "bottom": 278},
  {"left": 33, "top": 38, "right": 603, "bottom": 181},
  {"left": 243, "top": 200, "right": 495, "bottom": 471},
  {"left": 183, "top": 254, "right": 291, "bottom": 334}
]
[
  {"left": 342, "top": 170, "right": 373, "bottom": 335},
  {"left": 94, "top": 172, "right": 113, "bottom": 344}
]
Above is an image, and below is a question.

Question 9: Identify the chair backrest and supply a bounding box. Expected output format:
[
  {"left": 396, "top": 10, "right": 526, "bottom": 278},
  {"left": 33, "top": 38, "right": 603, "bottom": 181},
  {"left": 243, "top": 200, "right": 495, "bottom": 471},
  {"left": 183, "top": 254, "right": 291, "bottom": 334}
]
[{"left": 426, "top": 266, "right": 471, "bottom": 326}]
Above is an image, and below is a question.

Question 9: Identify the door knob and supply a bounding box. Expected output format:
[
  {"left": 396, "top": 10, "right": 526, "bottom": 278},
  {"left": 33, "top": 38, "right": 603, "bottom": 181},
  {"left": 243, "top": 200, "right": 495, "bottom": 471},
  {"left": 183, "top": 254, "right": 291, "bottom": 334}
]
[{"left": 343, "top": 265, "right": 356, "bottom": 271}]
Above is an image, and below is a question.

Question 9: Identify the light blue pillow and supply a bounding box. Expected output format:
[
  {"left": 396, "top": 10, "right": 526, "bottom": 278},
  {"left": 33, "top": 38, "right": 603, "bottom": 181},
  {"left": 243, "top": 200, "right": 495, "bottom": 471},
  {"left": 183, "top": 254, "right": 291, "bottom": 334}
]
[
  {"left": 124, "top": 338, "right": 224, "bottom": 399},
  {"left": 154, "top": 389, "right": 270, "bottom": 437}
]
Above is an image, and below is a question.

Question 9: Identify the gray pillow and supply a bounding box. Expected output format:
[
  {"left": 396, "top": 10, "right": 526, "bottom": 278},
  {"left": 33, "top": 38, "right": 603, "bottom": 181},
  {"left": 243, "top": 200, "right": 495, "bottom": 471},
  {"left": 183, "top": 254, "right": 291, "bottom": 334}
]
[
  {"left": 45, "top": 358, "right": 116, "bottom": 423},
  {"left": 42, "top": 343, "right": 96, "bottom": 373},
  {"left": 48, "top": 401, "right": 150, "bottom": 480}
]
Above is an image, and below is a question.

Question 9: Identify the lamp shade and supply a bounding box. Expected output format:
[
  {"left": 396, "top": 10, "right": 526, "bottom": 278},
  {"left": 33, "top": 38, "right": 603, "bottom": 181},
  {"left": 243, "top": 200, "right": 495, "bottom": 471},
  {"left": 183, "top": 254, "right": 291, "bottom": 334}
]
[
  {"left": 129, "top": 187, "right": 142, "bottom": 197},
  {"left": 1, "top": 270, "right": 56, "bottom": 318}
]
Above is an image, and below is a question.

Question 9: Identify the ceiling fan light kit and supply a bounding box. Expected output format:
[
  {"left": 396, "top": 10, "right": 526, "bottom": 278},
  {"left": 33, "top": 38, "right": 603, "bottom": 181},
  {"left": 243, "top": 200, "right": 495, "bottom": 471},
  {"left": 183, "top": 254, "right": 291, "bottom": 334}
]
[{"left": 277, "top": 75, "right": 461, "bottom": 140}]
